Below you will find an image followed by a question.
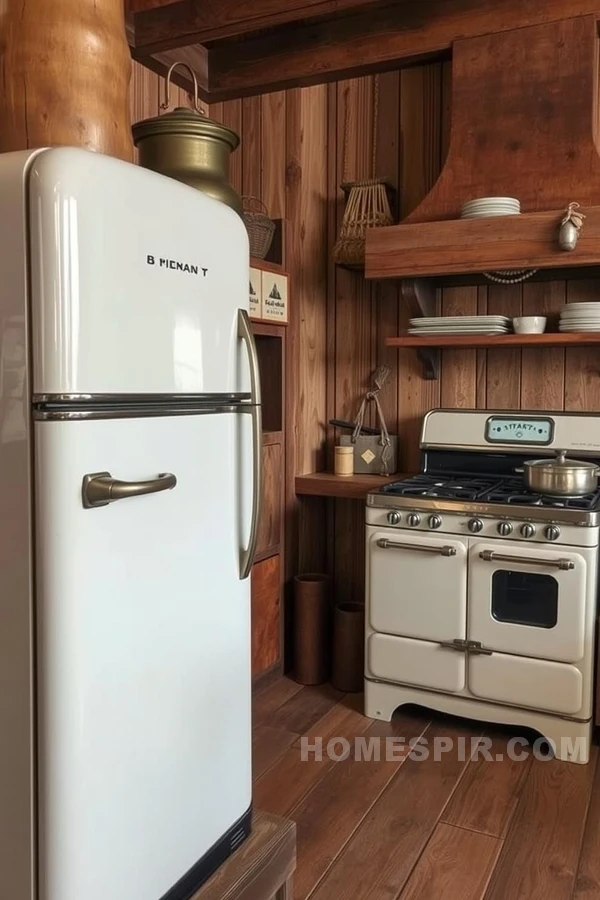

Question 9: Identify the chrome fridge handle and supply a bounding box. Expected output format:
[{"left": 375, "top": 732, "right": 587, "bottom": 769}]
[
  {"left": 479, "top": 550, "right": 574, "bottom": 571},
  {"left": 82, "top": 471, "right": 177, "bottom": 508},
  {"left": 238, "top": 308, "right": 262, "bottom": 580}
]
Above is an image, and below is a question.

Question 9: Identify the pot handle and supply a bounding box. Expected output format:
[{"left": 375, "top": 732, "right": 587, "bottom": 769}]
[{"left": 514, "top": 467, "right": 524, "bottom": 474}]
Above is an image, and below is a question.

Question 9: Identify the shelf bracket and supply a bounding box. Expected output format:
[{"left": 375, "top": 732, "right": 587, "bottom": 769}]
[
  {"left": 400, "top": 278, "right": 436, "bottom": 318},
  {"left": 416, "top": 348, "right": 440, "bottom": 380}
]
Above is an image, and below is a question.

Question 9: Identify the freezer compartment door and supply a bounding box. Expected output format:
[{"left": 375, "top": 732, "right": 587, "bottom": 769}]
[
  {"left": 34, "top": 414, "right": 251, "bottom": 900},
  {"left": 28, "top": 148, "right": 249, "bottom": 397}
]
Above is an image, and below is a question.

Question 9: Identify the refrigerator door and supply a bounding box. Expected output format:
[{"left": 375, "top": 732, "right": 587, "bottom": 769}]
[
  {"left": 27, "top": 148, "right": 249, "bottom": 399},
  {"left": 34, "top": 412, "right": 252, "bottom": 900}
]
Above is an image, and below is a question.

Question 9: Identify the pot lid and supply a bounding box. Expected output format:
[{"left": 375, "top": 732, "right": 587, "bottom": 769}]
[
  {"left": 131, "top": 61, "right": 239, "bottom": 151},
  {"left": 527, "top": 450, "right": 597, "bottom": 471}
]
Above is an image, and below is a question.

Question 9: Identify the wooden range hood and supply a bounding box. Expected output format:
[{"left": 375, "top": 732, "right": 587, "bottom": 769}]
[{"left": 365, "top": 14, "right": 600, "bottom": 280}]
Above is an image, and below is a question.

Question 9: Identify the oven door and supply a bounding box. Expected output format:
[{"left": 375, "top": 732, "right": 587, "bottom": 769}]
[
  {"left": 467, "top": 540, "right": 587, "bottom": 663},
  {"left": 367, "top": 528, "right": 468, "bottom": 642}
]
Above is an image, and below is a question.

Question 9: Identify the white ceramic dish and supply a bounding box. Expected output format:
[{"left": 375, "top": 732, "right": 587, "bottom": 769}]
[
  {"left": 559, "top": 325, "right": 600, "bottom": 332},
  {"left": 461, "top": 211, "right": 521, "bottom": 219},
  {"left": 409, "top": 316, "right": 511, "bottom": 326},
  {"left": 462, "top": 196, "right": 520, "bottom": 206},
  {"left": 409, "top": 327, "right": 510, "bottom": 335},
  {"left": 512, "top": 316, "right": 547, "bottom": 334},
  {"left": 559, "top": 317, "right": 600, "bottom": 324}
]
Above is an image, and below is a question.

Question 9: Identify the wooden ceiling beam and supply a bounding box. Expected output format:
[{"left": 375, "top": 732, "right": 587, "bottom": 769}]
[
  {"left": 207, "top": 0, "right": 600, "bottom": 100},
  {"left": 132, "top": 0, "right": 391, "bottom": 53}
]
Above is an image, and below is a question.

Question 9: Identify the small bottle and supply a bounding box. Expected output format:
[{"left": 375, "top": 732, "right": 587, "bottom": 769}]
[{"left": 334, "top": 445, "right": 354, "bottom": 477}]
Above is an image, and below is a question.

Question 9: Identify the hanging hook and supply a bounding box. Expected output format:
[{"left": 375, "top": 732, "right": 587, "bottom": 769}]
[{"left": 160, "top": 62, "right": 203, "bottom": 115}]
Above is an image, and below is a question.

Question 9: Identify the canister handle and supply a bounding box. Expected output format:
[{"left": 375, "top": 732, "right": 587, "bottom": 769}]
[{"left": 160, "top": 62, "right": 204, "bottom": 115}]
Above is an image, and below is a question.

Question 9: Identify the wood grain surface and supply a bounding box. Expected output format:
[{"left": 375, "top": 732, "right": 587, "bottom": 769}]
[
  {"left": 250, "top": 556, "right": 281, "bottom": 676},
  {"left": 1, "top": 0, "right": 133, "bottom": 159},
  {"left": 253, "top": 678, "right": 600, "bottom": 900}
]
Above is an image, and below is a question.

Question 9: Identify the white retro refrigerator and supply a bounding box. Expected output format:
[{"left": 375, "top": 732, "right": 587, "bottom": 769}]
[{"left": 0, "top": 148, "right": 260, "bottom": 900}]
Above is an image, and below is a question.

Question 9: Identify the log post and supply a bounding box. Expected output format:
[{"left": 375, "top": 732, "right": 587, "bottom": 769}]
[{"left": 0, "top": 0, "right": 133, "bottom": 161}]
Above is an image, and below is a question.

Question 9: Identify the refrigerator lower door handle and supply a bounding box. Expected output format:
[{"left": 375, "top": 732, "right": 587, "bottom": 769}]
[
  {"left": 82, "top": 471, "right": 177, "bottom": 508},
  {"left": 238, "top": 309, "right": 262, "bottom": 580}
]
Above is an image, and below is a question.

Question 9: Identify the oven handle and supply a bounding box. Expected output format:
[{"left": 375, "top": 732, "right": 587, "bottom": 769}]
[
  {"left": 479, "top": 550, "right": 575, "bottom": 571},
  {"left": 376, "top": 538, "right": 457, "bottom": 557}
]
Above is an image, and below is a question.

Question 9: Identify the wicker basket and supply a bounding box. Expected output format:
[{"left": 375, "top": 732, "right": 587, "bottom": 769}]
[{"left": 242, "top": 196, "right": 276, "bottom": 259}]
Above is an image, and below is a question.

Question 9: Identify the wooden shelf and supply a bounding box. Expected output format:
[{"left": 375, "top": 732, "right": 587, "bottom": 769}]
[
  {"left": 295, "top": 472, "right": 407, "bottom": 500},
  {"left": 365, "top": 208, "right": 600, "bottom": 280},
  {"left": 387, "top": 333, "right": 600, "bottom": 349}
]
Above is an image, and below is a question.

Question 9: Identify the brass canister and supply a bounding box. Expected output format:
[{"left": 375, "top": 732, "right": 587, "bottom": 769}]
[{"left": 132, "top": 62, "right": 241, "bottom": 216}]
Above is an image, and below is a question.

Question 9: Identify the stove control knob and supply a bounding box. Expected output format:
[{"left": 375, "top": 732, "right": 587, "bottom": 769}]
[
  {"left": 407, "top": 513, "right": 421, "bottom": 527},
  {"left": 468, "top": 518, "right": 483, "bottom": 533},
  {"left": 545, "top": 524, "right": 561, "bottom": 541},
  {"left": 497, "top": 521, "right": 513, "bottom": 536},
  {"left": 387, "top": 511, "right": 401, "bottom": 526},
  {"left": 428, "top": 515, "right": 442, "bottom": 530},
  {"left": 520, "top": 523, "right": 536, "bottom": 538}
]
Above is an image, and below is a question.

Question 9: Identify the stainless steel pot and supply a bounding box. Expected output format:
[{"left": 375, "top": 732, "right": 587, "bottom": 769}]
[{"left": 518, "top": 450, "right": 600, "bottom": 496}]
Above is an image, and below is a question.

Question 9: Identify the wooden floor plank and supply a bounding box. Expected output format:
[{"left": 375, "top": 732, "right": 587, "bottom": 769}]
[
  {"left": 267, "top": 682, "right": 344, "bottom": 735},
  {"left": 252, "top": 724, "right": 299, "bottom": 782},
  {"left": 254, "top": 695, "right": 372, "bottom": 817},
  {"left": 441, "top": 731, "right": 532, "bottom": 837},
  {"left": 484, "top": 748, "right": 598, "bottom": 900},
  {"left": 292, "top": 713, "right": 430, "bottom": 900},
  {"left": 399, "top": 822, "right": 502, "bottom": 900},
  {"left": 307, "top": 721, "right": 476, "bottom": 900},
  {"left": 252, "top": 677, "right": 304, "bottom": 726},
  {"left": 574, "top": 754, "right": 600, "bottom": 898}
]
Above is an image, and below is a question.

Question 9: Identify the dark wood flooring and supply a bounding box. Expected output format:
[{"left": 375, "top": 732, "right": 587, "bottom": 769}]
[{"left": 252, "top": 677, "right": 600, "bottom": 900}]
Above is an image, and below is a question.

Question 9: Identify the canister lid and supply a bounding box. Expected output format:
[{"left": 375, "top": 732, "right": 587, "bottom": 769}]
[
  {"left": 131, "top": 60, "right": 239, "bottom": 151},
  {"left": 132, "top": 106, "right": 240, "bottom": 150}
]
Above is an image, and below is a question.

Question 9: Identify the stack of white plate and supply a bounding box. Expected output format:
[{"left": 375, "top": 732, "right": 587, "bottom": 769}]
[
  {"left": 461, "top": 197, "right": 521, "bottom": 219},
  {"left": 409, "top": 316, "right": 512, "bottom": 336},
  {"left": 559, "top": 302, "right": 600, "bottom": 333}
]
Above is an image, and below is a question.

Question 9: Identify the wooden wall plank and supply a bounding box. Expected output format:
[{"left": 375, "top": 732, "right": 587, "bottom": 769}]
[
  {"left": 261, "top": 91, "right": 286, "bottom": 219},
  {"left": 565, "top": 278, "right": 600, "bottom": 412},
  {"left": 520, "top": 281, "right": 566, "bottom": 410},
  {"left": 486, "top": 284, "right": 522, "bottom": 409},
  {"left": 222, "top": 99, "right": 243, "bottom": 195},
  {"left": 440, "top": 286, "right": 478, "bottom": 408},
  {"left": 242, "top": 95, "right": 263, "bottom": 200}
]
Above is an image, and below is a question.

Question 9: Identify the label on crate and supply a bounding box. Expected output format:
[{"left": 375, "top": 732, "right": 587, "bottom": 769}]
[{"left": 262, "top": 272, "right": 288, "bottom": 323}]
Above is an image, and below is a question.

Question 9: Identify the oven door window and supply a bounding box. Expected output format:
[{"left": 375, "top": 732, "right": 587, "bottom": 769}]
[{"left": 491, "top": 569, "right": 558, "bottom": 628}]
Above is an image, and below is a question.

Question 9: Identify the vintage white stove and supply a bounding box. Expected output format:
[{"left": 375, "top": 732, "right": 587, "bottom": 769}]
[{"left": 365, "top": 409, "right": 600, "bottom": 763}]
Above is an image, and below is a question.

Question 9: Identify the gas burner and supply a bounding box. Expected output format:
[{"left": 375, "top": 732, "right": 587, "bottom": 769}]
[
  {"left": 479, "top": 479, "right": 600, "bottom": 510},
  {"left": 383, "top": 475, "right": 502, "bottom": 501}
]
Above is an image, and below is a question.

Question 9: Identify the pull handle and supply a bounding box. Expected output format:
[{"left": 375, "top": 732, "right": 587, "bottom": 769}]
[
  {"left": 82, "top": 471, "right": 177, "bottom": 509},
  {"left": 238, "top": 309, "right": 262, "bottom": 580},
  {"left": 376, "top": 538, "right": 457, "bottom": 557},
  {"left": 479, "top": 550, "right": 574, "bottom": 571}
]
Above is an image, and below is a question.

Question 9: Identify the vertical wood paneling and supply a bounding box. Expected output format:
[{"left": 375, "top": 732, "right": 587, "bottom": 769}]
[
  {"left": 242, "top": 95, "right": 263, "bottom": 200},
  {"left": 520, "top": 281, "right": 566, "bottom": 410},
  {"left": 222, "top": 99, "right": 243, "bottom": 195},
  {"left": 261, "top": 91, "right": 286, "bottom": 219},
  {"left": 486, "top": 284, "right": 522, "bottom": 409},
  {"left": 565, "top": 278, "right": 600, "bottom": 411},
  {"left": 440, "top": 287, "right": 478, "bottom": 408}
]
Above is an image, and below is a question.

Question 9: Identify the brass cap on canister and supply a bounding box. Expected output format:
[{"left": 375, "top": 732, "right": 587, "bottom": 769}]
[{"left": 132, "top": 62, "right": 241, "bottom": 215}]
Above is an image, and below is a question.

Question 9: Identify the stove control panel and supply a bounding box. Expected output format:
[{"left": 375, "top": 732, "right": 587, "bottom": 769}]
[{"left": 366, "top": 507, "right": 598, "bottom": 548}]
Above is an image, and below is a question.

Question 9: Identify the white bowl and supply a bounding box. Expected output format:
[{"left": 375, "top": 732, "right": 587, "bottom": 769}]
[{"left": 513, "top": 316, "right": 547, "bottom": 334}]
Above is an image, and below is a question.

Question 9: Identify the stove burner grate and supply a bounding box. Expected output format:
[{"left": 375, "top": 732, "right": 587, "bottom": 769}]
[{"left": 383, "top": 474, "right": 600, "bottom": 510}]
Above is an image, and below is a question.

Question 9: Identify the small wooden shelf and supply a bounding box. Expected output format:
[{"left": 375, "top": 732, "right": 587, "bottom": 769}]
[
  {"left": 365, "top": 207, "right": 600, "bottom": 280},
  {"left": 387, "top": 333, "right": 600, "bottom": 349},
  {"left": 295, "top": 472, "right": 407, "bottom": 500}
]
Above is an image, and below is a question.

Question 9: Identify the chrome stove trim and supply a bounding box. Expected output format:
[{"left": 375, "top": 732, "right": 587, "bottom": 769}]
[{"left": 366, "top": 490, "right": 600, "bottom": 527}]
